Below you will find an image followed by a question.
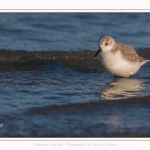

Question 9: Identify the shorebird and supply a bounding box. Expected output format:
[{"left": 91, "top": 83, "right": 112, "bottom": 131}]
[{"left": 94, "top": 35, "right": 149, "bottom": 77}]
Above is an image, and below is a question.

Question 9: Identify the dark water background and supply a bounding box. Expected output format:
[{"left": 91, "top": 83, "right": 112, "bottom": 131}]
[{"left": 0, "top": 13, "right": 150, "bottom": 137}]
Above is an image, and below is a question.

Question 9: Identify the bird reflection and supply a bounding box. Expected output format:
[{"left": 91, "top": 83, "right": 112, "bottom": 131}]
[{"left": 100, "top": 78, "right": 144, "bottom": 100}]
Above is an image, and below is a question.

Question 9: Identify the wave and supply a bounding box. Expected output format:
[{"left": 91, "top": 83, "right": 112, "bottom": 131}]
[
  {"left": 0, "top": 49, "right": 95, "bottom": 62},
  {"left": 0, "top": 48, "right": 150, "bottom": 63},
  {"left": 0, "top": 48, "right": 149, "bottom": 72},
  {"left": 0, "top": 49, "right": 102, "bottom": 72},
  {"left": 27, "top": 95, "right": 150, "bottom": 115}
]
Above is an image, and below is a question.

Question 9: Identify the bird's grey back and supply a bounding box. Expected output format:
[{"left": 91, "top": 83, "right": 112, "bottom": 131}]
[{"left": 112, "top": 42, "right": 146, "bottom": 64}]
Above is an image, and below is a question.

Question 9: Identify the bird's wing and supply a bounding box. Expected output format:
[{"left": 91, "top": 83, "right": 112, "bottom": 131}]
[{"left": 112, "top": 42, "right": 146, "bottom": 63}]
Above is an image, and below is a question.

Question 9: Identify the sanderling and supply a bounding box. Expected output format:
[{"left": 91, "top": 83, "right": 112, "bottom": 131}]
[{"left": 94, "top": 35, "right": 150, "bottom": 77}]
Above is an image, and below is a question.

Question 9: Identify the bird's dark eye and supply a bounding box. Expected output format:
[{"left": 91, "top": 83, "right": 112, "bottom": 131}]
[{"left": 105, "top": 43, "right": 108, "bottom": 45}]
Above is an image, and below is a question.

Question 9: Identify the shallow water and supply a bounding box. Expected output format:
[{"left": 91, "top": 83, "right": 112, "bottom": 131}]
[{"left": 0, "top": 13, "right": 150, "bottom": 137}]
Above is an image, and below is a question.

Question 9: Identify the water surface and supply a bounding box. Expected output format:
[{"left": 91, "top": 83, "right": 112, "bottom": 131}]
[{"left": 0, "top": 13, "right": 150, "bottom": 137}]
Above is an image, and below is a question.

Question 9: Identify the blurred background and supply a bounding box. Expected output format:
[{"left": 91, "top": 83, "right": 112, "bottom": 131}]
[{"left": 0, "top": 13, "right": 150, "bottom": 51}]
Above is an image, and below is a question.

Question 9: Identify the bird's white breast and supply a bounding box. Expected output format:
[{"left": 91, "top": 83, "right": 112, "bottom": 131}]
[{"left": 98, "top": 50, "right": 140, "bottom": 77}]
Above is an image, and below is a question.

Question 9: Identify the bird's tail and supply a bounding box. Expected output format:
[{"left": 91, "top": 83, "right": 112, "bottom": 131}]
[
  {"left": 140, "top": 59, "right": 150, "bottom": 66},
  {"left": 139, "top": 56, "right": 150, "bottom": 65},
  {"left": 145, "top": 60, "right": 150, "bottom": 62}
]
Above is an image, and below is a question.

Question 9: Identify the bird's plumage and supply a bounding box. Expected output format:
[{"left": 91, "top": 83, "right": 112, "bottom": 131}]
[
  {"left": 112, "top": 42, "right": 147, "bottom": 65},
  {"left": 94, "top": 35, "right": 149, "bottom": 77}
]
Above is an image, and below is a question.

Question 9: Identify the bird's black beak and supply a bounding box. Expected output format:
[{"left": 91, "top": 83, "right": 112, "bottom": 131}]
[{"left": 94, "top": 47, "right": 102, "bottom": 58}]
